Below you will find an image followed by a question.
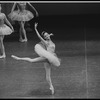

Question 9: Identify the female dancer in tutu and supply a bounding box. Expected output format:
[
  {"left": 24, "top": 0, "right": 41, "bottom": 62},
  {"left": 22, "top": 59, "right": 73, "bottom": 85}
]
[
  {"left": 11, "top": 22, "right": 61, "bottom": 94},
  {"left": 8, "top": 2, "right": 38, "bottom": 42},
  {"left": 0, "top": 4, "right": 14, "bottom": 58}
]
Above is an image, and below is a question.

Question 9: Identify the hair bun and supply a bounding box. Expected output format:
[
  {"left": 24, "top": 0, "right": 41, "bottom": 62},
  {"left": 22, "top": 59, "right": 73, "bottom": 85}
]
[
  {"left": 41, "top": 31, "right": 46, "bottom": 36},
  {"left": 49, "top": 33, "right": 54, "bottom": 36}
]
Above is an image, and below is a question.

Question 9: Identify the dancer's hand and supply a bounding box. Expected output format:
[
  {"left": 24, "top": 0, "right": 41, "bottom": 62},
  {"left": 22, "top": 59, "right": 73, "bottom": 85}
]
[
  {"left": 36, "top": 12, "right": 39, "bottom": 17},
  {"left": 49, "top": 33, "right": 54, "bottom": 36},
  {"left": 11, "top": 55, "right": 21, "bottom": 60},
  {"left": 27, "top": 2, "right": 30, "bottom": 4},
  {"left": 35, "top": 22, "right": 38, "bottom": 29}
]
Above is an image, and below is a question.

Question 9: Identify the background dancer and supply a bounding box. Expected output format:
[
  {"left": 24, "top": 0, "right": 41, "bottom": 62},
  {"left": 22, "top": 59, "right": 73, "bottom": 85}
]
[
  {"left": 11, "top": 22, "right": 61, "bottom": 94},
  {"left": 0, "top": 4, "right": 14, "bottom": 58},
  {"left": 8, "top": 2, "right": 38, "bottom": 42}
]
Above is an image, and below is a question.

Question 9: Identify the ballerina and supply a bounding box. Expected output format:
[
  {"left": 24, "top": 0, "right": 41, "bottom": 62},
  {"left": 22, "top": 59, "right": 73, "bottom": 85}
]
[
  {"left": 11, "top": 22, "right": 61, "bottom": 94},
  {"left": 8, "top": 2, "right": 38, "bottom": 42},
  {"left": 0, "top": 4, "right": 14, "bottom": 58}
]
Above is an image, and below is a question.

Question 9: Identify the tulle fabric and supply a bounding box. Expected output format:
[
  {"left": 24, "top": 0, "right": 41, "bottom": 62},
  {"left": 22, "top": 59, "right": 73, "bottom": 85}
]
[
  {"left": 34, "top": 44, "right": 61, "bottom": 67},
  {"left": 8, "top": 10, "right": 34, "bottom": 21},
  {"left": 0, "top": 24, "right": 12, "bottom": 35}
]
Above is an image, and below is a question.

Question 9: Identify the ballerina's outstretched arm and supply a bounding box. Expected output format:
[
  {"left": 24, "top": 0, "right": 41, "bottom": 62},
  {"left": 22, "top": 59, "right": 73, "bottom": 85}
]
[
  {"left": 27, "top": 2, "right": 39, "bottom": 17},
  {"left": 4, "top": 14, "right": 14, "bottom": 32},
  {"left": 11, "top": 2, "right": 17, "bottom": 12},
  {"left": 34, "top": 23, "right": 47, "bottom": 45},
  {"left": 11, "top": 55, "right": 47, "bottom": 63}
]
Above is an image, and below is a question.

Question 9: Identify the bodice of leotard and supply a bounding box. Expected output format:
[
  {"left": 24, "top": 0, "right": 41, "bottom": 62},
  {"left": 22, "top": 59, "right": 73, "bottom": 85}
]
[
  {"left": 39, "top": 41, "right": 55, "bottom": 53},
  {"left": 39, "top": 41, "right": 46, "bottom": 50},
  {"left": 17, "top": 3, "right": 26, "bottom": 11},
  {"left": 0, "top": 13, "right": 5, "bottom": 26},
  {"left": 46, "top": 41, "right": 55, "bottom": 53}
]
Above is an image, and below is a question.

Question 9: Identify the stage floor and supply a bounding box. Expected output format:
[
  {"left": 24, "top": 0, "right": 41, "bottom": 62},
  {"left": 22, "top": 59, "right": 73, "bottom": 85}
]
[{"left": 0, "top": 39, "right": 100, "bottom": 99}]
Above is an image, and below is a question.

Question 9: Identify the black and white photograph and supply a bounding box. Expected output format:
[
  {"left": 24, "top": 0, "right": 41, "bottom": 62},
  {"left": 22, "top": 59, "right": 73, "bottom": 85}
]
[{"left": 0, "top": 1, "right": 100, "bottom": 99}]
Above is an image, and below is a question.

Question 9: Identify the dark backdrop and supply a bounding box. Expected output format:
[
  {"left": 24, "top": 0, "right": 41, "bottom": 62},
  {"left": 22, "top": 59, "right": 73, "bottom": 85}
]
[{"left": 1, "top": 3, "right": 100, "bottom": 41}]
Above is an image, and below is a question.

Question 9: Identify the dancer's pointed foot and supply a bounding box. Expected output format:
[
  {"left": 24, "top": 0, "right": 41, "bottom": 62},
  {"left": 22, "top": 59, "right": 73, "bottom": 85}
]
[
  {"left": 19, "top": 39, "right": 27, "bottom": 42},
  {"left": 11, "top": 55, "right": 20, "bottom": 60},
  {"left": 50, "top": 85, "right": 54, "bottom": 95},
  {"left": 23, "top": 39, "right": 28, "bottom": 42},
  {"left": 0, "top": 55, "right": 6, "bottom": 58},
  {"left": 19, "top": 39, "right": 24, "bottom": 42}
]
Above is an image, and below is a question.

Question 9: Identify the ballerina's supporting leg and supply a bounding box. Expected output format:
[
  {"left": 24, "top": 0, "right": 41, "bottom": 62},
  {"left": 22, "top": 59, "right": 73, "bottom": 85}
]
[
  {"left": 19, "top": 22, "right": 23, "bottom": 42},
  {"left": 19, "top": 21, "right": 27, "bottom": 42},
  {"left": 44, "top": 63, "right": 54, "bottom": 94},
  {"left": 0, "top": 35, "right": 6, "bottom": 58}
]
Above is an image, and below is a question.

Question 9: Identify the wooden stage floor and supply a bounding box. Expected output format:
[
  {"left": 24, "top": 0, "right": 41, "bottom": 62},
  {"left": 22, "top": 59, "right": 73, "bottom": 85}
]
[{"left": 0, "top": 39, "right": 100, "bottom": 99}]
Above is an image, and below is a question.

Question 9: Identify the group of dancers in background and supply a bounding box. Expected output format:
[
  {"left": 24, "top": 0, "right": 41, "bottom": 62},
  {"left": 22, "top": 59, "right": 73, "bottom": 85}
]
[{"left": 0, "top": 2, "right": 61, "bottom": 94}]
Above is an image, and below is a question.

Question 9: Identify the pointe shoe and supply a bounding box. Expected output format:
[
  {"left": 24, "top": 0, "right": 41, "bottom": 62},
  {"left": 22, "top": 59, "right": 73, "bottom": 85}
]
[
  {"left": 23, "top": 39, "right": 28, "bottom": 42},
  {"left": 19, "top": 39, "right": 27, "bottom": 42},
  {"left": 19, "top": 38, "right": 25, "bottom": 42},
  {"left": 0, "top": 55, "right": 6, "bottom": 58},
  {"left": 24, "top": 38, "right": 27, "bottom": 42},
  {"left": 50, "top": 86, "right": 54, "bottom": 95},
  {"left": 19, "top": 39, "right": 24, "bottom": 42}
]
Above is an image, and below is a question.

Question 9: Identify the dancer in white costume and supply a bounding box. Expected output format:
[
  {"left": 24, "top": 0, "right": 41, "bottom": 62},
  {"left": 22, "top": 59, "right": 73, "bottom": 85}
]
[
  {"left": 0, "top": 4, "right": 14, "bottom": 58},
  {"left": 8, "top": 2, "right": 38, "bottom": 42},
  {"left": 11, "top": 23, "right": 61, "bottom": 94}
]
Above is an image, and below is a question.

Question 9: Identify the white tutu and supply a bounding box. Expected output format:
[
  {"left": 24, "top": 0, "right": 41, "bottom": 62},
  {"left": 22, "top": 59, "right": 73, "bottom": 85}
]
[
  {"left": 0, "top": 24, "right": 13, "bottom": 35},
  {"left": 34, "top": 44, "right": 61, "bottom": 67},
  {"left": 8, "top": 11, "right": 19, "bottom": 21},
  {"left": 8, "top": 10, "right": 34, "bottom": 21}
]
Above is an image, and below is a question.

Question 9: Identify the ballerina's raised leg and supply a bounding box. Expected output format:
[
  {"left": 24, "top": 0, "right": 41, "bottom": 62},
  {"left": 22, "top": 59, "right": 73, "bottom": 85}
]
[{"left": 11, "top": 55, "right": 48, "bottom": 63}]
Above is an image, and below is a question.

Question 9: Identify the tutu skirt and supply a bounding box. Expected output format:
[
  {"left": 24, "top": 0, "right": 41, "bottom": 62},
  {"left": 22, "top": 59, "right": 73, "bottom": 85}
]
[
  {"left": 0, "top": 24, "right": 13, "bottom": 35},
  {"left": 8, "top": 10, "right": 34, "bottom": 21},
  {"left": 34, "top": 44, "right": 61, "bottom": 67}
]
